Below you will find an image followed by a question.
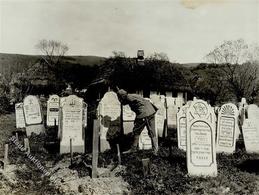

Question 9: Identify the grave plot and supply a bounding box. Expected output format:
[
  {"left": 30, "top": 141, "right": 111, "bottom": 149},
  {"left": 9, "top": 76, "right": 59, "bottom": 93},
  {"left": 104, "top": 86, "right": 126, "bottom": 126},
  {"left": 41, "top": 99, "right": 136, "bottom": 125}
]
[
  {"left": 216, "top": 103, "right": 238, "bottom": 153},
  {"left": 186, "top": 99, "right": 217, "bottom": 177}
]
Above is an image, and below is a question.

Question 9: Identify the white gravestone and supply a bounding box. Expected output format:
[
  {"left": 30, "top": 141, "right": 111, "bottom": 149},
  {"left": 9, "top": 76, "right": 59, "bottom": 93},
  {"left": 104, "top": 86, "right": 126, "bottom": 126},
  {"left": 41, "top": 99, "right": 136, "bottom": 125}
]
[
  {"left": 122, "top": 105, "right": 135, "bottom": 134},
  {"left": 166, "top": 97, "right": 178, "bottom": 130},
  {"left": 15, "top": 103, "right": 26, "bottom": 128},
  {"left": 150, "top": 95, "right": 166, "bottom": 137},
  {"left": 23, "top": 95, "right": 44, "bottom": 136},
  {"left": 242, "top": 119, "right": 259, "bottom": 153},
  {"left": 247, "top": 104, "right": 259, "bottom": 120},
  {"left": 47, "top": 95, "right": 60, "bottom": 126},
  {"left": 186, "top": 100, "right": 217, "bottom": 177},
  {"left": 216, "top": 103, "right": 238, "bottom": 153},
  {"left": 139, "top": 127, "right": 152, "bottom": 150},
  {"left": 177, "top": 104, "right": 189, "bottom": 151},
  {"left": 23, "top": 95, "right": 42, "bottom": 125},
  {"left": 247, "top": 104, "right": 259, "bottom": 133},
  {"left": 59, "top": 95, "right": 84, "bottom": 154},
  {"left": 98, "top": 92, "right": 121, "bottom": 152}
]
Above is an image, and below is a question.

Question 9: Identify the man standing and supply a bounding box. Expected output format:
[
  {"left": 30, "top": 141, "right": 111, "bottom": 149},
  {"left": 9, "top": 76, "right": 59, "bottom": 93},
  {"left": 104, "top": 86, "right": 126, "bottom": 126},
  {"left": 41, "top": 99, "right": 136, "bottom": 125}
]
[{"left": 116, "top": 88, "right": 158, "bottom": 155}]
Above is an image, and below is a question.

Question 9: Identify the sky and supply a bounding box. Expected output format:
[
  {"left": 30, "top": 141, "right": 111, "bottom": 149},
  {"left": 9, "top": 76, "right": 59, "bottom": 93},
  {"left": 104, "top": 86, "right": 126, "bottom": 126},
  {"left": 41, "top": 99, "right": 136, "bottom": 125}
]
[{"left": 0, "top": 0, "right": 258, "bottom": 63}]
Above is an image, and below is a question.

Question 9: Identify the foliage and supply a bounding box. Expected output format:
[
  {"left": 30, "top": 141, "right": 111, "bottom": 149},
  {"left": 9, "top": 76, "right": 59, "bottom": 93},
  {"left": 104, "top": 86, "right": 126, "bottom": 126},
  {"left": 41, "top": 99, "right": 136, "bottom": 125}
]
[
  {"left": 100, "top": 52, "right": 189, "bottom": 94},
  {"left": 0, "top": 74, "right": 11, "bottom": 113}
]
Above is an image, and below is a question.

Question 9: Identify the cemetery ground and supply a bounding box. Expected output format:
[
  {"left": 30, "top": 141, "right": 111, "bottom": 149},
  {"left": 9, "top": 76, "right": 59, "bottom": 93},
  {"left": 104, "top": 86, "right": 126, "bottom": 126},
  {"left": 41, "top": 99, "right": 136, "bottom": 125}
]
[{"left": 1, "top": 114, "right": 259, "bottom": 194}]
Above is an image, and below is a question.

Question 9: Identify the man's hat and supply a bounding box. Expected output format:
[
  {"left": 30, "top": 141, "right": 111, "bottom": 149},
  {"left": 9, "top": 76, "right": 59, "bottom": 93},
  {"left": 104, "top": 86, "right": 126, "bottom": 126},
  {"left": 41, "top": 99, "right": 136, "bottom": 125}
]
[{"left": 117, "top": 89, "right": 127, "bottom": 99}]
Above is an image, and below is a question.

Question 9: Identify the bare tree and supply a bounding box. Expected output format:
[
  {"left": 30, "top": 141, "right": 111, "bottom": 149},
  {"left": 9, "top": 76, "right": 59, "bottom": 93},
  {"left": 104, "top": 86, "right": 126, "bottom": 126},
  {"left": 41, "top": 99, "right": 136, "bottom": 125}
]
[
  {"left": 205, "top": 39, "right": 249, "bottom": 64},
  {"left": 35, "top": 39, "right": 69, "bottom": 68},
  {"left": 205, "top": 39, "right": 259, "bottom": 102}
]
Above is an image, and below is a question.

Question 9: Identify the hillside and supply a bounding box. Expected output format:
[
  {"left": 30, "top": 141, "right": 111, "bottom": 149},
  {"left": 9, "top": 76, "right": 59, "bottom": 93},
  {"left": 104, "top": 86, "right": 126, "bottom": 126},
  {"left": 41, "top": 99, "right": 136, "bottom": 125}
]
[{"left": 0, "top": 53, "right": 106, "bottom": 77}]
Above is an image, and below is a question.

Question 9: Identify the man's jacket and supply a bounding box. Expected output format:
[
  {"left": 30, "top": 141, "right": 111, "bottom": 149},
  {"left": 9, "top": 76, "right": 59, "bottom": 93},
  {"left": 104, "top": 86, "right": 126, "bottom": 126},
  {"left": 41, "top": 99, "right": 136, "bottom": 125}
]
[{"left": 121, "top": 94, "right": 157, "bottom": 119}]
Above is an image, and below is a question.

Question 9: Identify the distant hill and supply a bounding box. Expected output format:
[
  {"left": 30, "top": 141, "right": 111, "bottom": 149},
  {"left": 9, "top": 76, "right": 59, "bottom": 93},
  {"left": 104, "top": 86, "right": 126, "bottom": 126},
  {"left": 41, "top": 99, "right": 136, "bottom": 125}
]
[
  {"left": 0, "top": 53, "right": 106, "bottom": 78},
  {"left": 181, "top": 63, "right": 200, "bottom": 68}
]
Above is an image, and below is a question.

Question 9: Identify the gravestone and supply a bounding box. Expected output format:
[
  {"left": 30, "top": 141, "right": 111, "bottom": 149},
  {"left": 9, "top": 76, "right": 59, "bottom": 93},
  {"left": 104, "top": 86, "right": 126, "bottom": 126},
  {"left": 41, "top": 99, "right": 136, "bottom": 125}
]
[
  {"left": 216, "top": 103, "right": 238, "bottom": 153},
  {"left": 177, "top": 104, "right": 189, "bottom": 151},
  {"left": 247, "top": 104, "right": 259, "bottom": 135},
  {"left": 166, "top": 97, "right": 178, "bottom": 130},
  {"left": 23, "top": 95, "right": 44, "bottom": 136},
  {"left": 242, "top": 119, "right": 259, "bottom": 153},
  {"left": 139, "top": 127, "right": 152, "bottom": 150},
  {"left": 150, "top": 95, "right": 166, "bottom": 137},
  {"left": 186, "top": 99, "right": 217, "bottom": 177},
  {"left": 122, "top": 105, "right": 135, "bottom": 134},
  {"left": 47, "top": 95, "right": 60, "bottom": 126},
  {"left": 247, "top": 104, "right": 259, "bottom": 120},
  {"left": 59, "top": 95, "right": 84, "bottom": 154},
  {"left": 238, "top": 98, "right": 247, "bottom": 127},
  {"left": 98, "top": 92, "right": 121, "bottom": 152},
  {"left": 82, "top": 102, "right": 87, "bottom": 128},
  {"left": 15, "top": 103, "right": 25, "bottom": 128}
]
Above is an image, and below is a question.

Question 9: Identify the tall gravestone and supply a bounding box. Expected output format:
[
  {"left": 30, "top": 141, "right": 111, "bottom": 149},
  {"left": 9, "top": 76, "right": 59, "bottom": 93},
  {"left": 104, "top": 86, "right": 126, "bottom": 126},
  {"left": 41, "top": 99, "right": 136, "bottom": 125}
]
[
  {"left": 98, "top": 92, "right": 121, "bottom": 152},
  {"left": 166, "top": 97, "right": 178, "bottom": 130},
  {"left": 59, "top": 95, "right": 84, "bottom": 154},
  {"left": 23, "top": 95, "right": 44, "bottom": 136},
  {"left": 186, "top": 100, "right": 217, "bottom": 177},
  {"left": 47, "top": 95, "right": 60, "bottom": 126},
  {"left": 242, "top": 119, "right": 259, "bottom": 153},
  {"left": 216, "top": 103, "right": 238, "bottom": 153},
  {"left": 177, "top": 104, "right": 189, "bottom": 151},
  {"left": 15, "top": 103, "right": 26, "bottom": 128},
  {"left": 150, "top": 94, "right": 166, "bottom": 137}
]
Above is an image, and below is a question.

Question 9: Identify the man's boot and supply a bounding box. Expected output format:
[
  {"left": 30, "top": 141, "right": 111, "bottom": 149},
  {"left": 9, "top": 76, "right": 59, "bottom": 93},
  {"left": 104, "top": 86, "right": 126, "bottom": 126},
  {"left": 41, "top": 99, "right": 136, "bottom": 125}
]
[{"left": 123, "top": 135, "right": 139, "bottom": 154}]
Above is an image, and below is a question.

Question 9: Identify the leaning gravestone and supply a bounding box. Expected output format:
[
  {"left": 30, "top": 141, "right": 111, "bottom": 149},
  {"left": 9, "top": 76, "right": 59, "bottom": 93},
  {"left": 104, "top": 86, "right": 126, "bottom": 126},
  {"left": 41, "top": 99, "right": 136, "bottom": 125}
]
[
  {"left": 186, "top": 99, "right": 217, "bottom": 177},
  {"left": 47, "top": 95, "right": 60, "bottom": 126},
  {"left": 23, "top": 95, "right": 44, "bottom": 136},
  {"left": 59, "top": 95, "right": 84, "bottom": 154},
  {"left": 15, "top": 103, "right": 26, "bottom": 128},
  {"left": 216, "top": 103, "right": 238, "bottom": 153},
  {"left": 177, "top": 104, "right": 189, "bottom": 151},
  {"left": 98, "top": 92, "right": 121, "bottom": 152},
  {"left": 242, "top": 119, "right": 259, "bottom": 153}
]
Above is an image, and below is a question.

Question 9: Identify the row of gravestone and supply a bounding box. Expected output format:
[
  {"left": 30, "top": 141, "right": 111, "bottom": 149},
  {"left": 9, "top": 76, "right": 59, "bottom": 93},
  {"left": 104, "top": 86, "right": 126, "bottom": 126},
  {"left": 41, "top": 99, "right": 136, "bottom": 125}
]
[
  {"left": 97, "top": 92, "right": 182, "bottom": 152},
  {"left": 15, "top": 95, "right": 87, "bottom": 154},
  {"left": 177, "top": 99, "right": 259, "bottom": 177}
]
